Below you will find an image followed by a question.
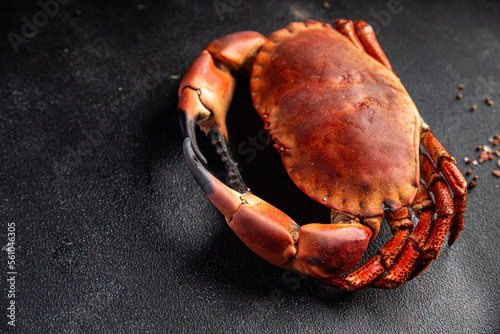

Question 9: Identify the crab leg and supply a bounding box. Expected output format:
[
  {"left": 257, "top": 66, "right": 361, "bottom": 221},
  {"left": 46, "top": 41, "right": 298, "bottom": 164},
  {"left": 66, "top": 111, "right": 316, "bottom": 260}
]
[
  {"left": 334, "top": 19, "right": 366, "bottom": 52},
  {"left": 372, "top": 183, "right": 436, "bottom": 288},
  {"left": 353, "top": 20, "right": 392, "bottom": 70},
  {"left": 333, "top": 19, "right": 392, "bottom": 70},
  {"left": 364, "top": 146, "right": 458, "bottom": 288},
  {"left": 183, "top": 137, "right": 298, "bottom": 267},
  {"left": 373, "top": 154, "right": 455, "bottom": 288},
  {"left": 373, "top": 129, "right": 467, "bottom": 288},
  {"left": 327, "top": 181, "right": 435, "bottom": 291},
  {"left": 327, "top": 211, "right": 410, "bottom": 291},
  {"left": 370, "top": 128, "right": 467, "bottom": 290},
  {"left": 184, "top": 138, "right": 372, "bottom": 277},
  {"left": 420, "top": 126, "right": 467, "bottom": 245},
  {"left": 410, "top": 153, "right": 455, "bottom": 277},
  {"left": 375, "top": 154, "right": 454, "bottom": 288}
]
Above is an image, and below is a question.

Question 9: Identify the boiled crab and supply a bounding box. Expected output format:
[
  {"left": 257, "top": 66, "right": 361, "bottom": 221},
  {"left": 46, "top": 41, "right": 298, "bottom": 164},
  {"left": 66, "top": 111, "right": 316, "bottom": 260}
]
[{"left": 178, "top": 19, "right": 467, "bottom": 291}]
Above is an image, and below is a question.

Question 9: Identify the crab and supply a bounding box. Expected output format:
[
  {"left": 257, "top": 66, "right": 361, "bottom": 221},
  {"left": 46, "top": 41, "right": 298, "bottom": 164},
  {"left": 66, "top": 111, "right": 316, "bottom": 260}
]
[{"left": 178, "top": 19, "right": 467, "bottom": 291}]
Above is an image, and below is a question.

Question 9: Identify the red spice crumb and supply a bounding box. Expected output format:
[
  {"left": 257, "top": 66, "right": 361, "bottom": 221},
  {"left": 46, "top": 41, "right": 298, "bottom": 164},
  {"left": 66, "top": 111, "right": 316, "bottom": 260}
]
[
  {"left": 493, "top": 170, "right": 500, "bottom": 177},
  {"left": 480, "top": 151, "right": 489, "bottom": 160}
]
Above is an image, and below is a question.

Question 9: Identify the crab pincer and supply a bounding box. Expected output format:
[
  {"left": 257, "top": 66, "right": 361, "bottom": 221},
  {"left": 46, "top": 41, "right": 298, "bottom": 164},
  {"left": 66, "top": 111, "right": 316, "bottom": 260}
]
[{"left": 184, "top": 137, "right": 372, "bottom": 279}]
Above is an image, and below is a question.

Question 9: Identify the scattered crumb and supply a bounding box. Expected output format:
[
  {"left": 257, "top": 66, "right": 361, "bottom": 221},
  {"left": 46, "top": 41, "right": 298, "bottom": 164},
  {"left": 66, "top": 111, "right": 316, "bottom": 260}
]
[
  {"left": 480, "top": 151, "right": 489, "bottom": 161},
  {"left": 462, "top": 133, "right": 500, "bottom": 188}
]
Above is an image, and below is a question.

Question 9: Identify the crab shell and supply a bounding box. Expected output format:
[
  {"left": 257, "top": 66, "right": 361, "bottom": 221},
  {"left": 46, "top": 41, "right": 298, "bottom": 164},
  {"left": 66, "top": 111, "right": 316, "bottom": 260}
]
[{"left": 250, "top": 22, "right": 421, "bottom": 218}]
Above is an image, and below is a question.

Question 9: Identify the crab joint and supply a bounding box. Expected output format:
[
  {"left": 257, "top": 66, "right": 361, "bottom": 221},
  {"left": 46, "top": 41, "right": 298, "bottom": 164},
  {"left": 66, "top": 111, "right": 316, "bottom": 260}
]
[{"left": 229, "top": 194, "right": 300, "bottom": 267}]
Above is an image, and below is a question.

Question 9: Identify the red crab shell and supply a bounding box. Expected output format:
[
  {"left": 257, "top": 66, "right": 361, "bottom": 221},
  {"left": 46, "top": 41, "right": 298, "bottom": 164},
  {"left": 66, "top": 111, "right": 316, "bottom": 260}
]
[{"left": 250, "top": 21, "right": 421, "bottom": 217}]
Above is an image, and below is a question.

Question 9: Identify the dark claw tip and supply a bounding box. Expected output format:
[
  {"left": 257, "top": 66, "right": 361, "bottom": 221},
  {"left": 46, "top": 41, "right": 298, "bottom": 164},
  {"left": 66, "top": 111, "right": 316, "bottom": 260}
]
[
  {"left": 183, "top": 137, "right": 212, "bottom": 195},
  {"left": 178, "top": 109, "right": 208, "bottom": 165}
]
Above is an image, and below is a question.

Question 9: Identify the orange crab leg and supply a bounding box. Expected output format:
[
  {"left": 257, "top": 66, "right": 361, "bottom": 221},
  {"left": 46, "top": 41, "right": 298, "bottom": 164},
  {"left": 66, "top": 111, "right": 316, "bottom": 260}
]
[
  {"left": 328, "top": 226, "right": 411, "bottom": 291},
  {"left": 352, "top": 20, "right": 392, "bottom": 71},
  {"left": 377, "top": 154, "right": 454, "bottom": 288},
  {"left": 334, "top": 19, "right": 392, "bottom": 70},
  {"left": 375, "top": 152, "right": 456, "bottom": 288},
  {"left": 329, "top": 183, "right": 435, "bottom": 291},
  {"left": 183, "top": 138, "right": 372, "bottom": 276},
  {"left": 408, "top": 183, "right": 436, "bottom": 251},
  {"left": 326, "top": 208, "right": 418, "bottom": 291},
  {"left": 372, "top": 183, "right": 436, "bottom": 288},
  {"left": 334, "top": 19, "right": 366, "bottom": 52},
  {"left": 183, "top": 137, "right": 299, "bottom": 267},
  {"left": 420, "top": 127, "right": 467, "bottom": 245},
  {"left": 371, "top": 128, "right": 466, "bottom": 289},
  {"left": 410, "top": 153, "right": 455, "bottom": 277}
]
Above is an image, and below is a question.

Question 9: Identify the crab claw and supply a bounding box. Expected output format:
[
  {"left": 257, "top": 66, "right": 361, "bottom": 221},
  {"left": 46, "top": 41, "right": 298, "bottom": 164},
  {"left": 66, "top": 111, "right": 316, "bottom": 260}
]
[
  {"left": 183, "top": 137, "right": 300, "bottom": 267},
  {"left": 184, "top": 137, "right": 372, "bottom": 278}
]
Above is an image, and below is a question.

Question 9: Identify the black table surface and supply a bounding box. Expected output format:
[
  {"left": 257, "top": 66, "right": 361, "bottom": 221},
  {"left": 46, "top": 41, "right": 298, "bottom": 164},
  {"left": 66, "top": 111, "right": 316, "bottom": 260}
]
[{"left": 1, "top": 0, "right": 499, "bottom": 333}]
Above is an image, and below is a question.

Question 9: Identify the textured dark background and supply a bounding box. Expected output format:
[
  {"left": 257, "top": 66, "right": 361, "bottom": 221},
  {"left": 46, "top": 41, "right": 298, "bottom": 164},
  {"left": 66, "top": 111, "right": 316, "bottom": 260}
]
[{"left": 1, "top": 0, "right": 499, "bottom": 333}]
